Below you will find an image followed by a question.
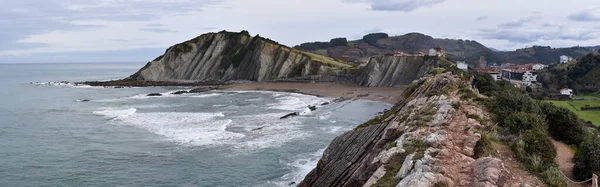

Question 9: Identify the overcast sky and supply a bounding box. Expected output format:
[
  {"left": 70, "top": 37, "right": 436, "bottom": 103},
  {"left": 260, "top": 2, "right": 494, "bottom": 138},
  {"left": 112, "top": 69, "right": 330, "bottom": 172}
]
[{"left": 1, "top": 0, "right": 599, "bottom": 63}]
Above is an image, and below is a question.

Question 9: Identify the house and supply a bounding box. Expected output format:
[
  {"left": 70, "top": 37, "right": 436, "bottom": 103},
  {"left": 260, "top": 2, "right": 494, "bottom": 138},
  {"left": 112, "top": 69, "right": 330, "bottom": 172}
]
[
  {"left": 532, "top": 64, "right": 547, "bottom": 70},
  {"left": 428, "top": 48, "right": 437, "bottom": 56},
  {"left": 560, "top": 55, "right": 573, "bottom": 64},
  {"left": 457, "top": 61, "right": 468, "bottom": 70},
  {"left": 428, "top": 47, "right": 445, "bottom": 57},
  {"left": 476, "top": 68, "right": 501, "bottom": 81},
  {"left": 560, "top": 88, "right": 574, "bottom": 97},
  {"left": 501, "top": 69, "right": 539, "bottom": 87}
]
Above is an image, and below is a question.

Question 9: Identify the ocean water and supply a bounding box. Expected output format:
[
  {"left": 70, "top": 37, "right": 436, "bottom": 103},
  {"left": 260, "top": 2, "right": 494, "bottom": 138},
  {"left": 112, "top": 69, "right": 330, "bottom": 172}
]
[{"left": 0, "top": 63, "right": 390, "bottom": 187}]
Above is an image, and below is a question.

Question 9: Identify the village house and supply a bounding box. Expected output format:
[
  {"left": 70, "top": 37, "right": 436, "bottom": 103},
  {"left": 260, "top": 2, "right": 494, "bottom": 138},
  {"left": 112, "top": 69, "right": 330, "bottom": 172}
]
[
  {"left": 560, "top": 55, "right": 573, "bottom": 64},
  {"left": 428, "top": 47, "right": 445, "bottom": 57},
  {"left": 476, "top": 68, "right": 501, "bottom": 81},
  {"left": 501, "top": 69, "right": 539, "bottom": 87},
  {"left": 560, "top": 88, "right": 574, "bottom": 97},
  {"left": 532, "top": 64, "right": 547, "bottom": 70},
  {"left": 457, "top": 61, "right": 468, "bottom": 70}
]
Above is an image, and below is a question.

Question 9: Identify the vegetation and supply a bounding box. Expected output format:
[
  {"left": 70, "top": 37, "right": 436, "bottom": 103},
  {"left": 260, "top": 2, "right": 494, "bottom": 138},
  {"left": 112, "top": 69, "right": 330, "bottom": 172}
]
[
  {"left": 473, "top": 132, "right": 494, "bottom": 158},
  {"left": 469, "top": 71, "right": 584, "bottom": 186},
  {"left": 538, "top": 53, "right": 600, "bottom": 93},
  {"left": 362, "top": 33, "right": 389, "bottom": 46},
  {"left": 543, "top": 96, "right": 600, "bottom": 126},
  {"left": 574, "top": 133, "right": 600, "bottom": 180},
  {"left": 374, "top": 139, "right": 424, "bottom": 187}
]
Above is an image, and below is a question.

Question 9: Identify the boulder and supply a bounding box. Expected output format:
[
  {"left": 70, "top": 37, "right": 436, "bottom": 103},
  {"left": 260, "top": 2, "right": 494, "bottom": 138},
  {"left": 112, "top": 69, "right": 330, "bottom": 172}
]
[
  {"left": 308, "top": 105, "right": 317, "bottom": 111},
  {"left": 280, "top": 112, "right": 299, "bottom": 119},
  {"left": 147, "top": 93, "right": 162, "bottom": 96},
  {"left": 171, "top": 90, "right": 189, "bottom": 95},
  {"left": 463, "top": 133, "right": 481, "bottom": 156},
  {"left": 395, "top": 153, "right": 415, "bottom": 179},
  {"left": 320, "top": 102, "right": 330, "bottom": 106},
  {"left": 472, "top": 157, "right": 509, "bottom": 187}
]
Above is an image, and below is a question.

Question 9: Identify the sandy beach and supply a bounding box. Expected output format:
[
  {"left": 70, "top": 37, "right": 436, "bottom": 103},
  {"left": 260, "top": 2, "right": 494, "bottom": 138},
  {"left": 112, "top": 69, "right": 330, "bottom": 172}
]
[{"left": 222, "top": 82, "right": 406, "bottom": 104}]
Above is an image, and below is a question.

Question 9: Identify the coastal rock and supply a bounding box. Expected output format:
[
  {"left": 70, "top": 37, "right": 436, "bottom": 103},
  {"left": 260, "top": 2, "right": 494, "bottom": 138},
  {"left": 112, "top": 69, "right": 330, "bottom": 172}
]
[
  {"left": 280, "top": 112, "right": 299, "bottom": 119},
  {"left": 355, "top": 55, "right": 453, "bottom": 87},
  {"left": 472, "top": 157, "right": 509, "bottom": 187},
  {"left": 463, "top": 133, "right": 481, "bottom": 157},
  {"left": 308, "top": 105, "right": 317, "bottom": 111},
  {"left": 147, "top": 93, "right": 162, "bottom": 96},
  {"left": 189, "top": 87, "right": 214, "bottom": 93},
  {"left": 395, "top": 153, "right": 416, "bottom": 179},
  {"left": 171, "top": 90, "right": 189, "bottom": 95},
  {"left": 128, "top": 31, "right": 354, "bottom": 82}
]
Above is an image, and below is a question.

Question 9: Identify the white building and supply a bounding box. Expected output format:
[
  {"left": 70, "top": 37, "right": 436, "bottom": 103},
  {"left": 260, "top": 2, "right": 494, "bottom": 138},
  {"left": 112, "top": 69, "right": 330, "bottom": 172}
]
[
  {"left": 501, "top": 69, "right": 539, "bottom": 87},
  {"left": 532, "top": 64, "right": 547, "bottom": 70},
  {"left": 457, "top": 61, "right": 468, "bottom": 70},
  {"left": 560, "top": 88, "right": 574, "bottom": 97},
  {"left": 428, "top": 48, "right": 437, "bottom": 56},
  {"left": 489, "top": 72, "right": 501, "bottom": 81},
  {"left": 560, "top": 55, "right": 573, "bottom": 64}
]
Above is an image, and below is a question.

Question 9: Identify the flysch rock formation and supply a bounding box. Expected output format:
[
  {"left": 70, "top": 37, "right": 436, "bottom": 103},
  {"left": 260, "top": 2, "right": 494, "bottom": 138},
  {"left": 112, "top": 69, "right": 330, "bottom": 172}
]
[
  {"left": 119, "top": 30, "right": 452, "bottom": 88},
  {"left": 355, "top": 55, "right": 453, "bottom": 87},
  {"left": 127, "top": 30, "right": 355, "bottom": 82},
  {"left": 299, "top": 73, "right": 539, "bottom": 187}
]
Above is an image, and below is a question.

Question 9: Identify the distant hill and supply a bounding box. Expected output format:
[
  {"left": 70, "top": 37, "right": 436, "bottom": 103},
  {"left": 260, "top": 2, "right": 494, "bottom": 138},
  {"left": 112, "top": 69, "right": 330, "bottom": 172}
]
[
  {"left": 499, "top": 46, "right": 592, "bottom": 64},
  {"left": 295, "top": 33, "right": 596, "bottom": 65},
  {"left": 538, "top": 53, "right": 600, "bottom": 93}
]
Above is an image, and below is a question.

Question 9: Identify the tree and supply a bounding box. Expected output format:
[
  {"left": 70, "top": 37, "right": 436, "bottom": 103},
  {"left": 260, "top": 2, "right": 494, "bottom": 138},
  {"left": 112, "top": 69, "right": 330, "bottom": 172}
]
[
  {"left": 526, "top": 86, "right": 533, "bottom": 93},
  {"left": 362, "top": 33, "right": 389, "bottom": 45},
  {"left": 329, "top": 38, "right": 348, "bottom": 46}
]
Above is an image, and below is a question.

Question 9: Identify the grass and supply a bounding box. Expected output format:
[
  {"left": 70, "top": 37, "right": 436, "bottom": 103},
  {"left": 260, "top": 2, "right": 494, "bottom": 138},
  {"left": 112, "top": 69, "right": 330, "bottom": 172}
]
[
  {"left": 544, "top": 96, "right": 600, "bottom": 126},
  {"left": 293, "top": 49, "right": 354, "bottom": 68}
]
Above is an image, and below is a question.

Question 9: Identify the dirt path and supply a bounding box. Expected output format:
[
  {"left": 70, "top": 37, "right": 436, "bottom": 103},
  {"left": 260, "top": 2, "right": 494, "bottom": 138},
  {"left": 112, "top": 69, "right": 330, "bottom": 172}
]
[{"left": 552, "top": 140, "right": 589, "bottom": 187}]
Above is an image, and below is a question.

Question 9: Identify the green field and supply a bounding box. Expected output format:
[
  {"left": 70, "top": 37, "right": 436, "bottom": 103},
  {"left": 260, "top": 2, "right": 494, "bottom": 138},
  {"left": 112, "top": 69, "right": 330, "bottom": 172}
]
[{"left": 544, "top": 95, "right": 600, "bottom": 126}]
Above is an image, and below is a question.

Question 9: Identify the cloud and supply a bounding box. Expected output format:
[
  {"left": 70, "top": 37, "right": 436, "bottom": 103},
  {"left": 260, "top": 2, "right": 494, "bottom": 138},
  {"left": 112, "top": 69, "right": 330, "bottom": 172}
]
[
  {"left": 343, "top": 0, "right": 446, "bottom": 12},
  {"left": 478, "top": 15, "right": 598, "bottom": 44},
  {"left": 498, "top": 15, "right": 538, "bottom": 28},
  {"left": 139, "top": 28, "right": 176, "bottom": 33},
  {"left": 0, "top": 0, "right": 221, "bottom": 52},
  {"left": 475, "top": 16, "right": 488, "bottom": 21},
  {"left": 568, "top": 7, "right": 600, "bottom": 22}
]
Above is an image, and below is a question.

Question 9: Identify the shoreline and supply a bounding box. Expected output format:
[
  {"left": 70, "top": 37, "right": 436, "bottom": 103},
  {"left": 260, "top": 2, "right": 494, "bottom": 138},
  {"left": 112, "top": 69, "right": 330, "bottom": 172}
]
[{"left": 221, "top": 82, "right": 405, "bottom": 105}]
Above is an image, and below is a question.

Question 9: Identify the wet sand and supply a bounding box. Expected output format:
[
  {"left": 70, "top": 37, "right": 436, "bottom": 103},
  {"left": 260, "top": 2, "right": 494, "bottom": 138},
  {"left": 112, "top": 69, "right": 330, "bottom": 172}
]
[{"left": 222, "top": 82, "right": 406, "bottom": 105}]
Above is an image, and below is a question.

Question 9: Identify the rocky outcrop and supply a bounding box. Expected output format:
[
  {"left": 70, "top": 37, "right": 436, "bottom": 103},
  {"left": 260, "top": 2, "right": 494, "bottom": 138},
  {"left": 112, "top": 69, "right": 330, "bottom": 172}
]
[
  {"left": 128, "top": 30, "right": 354, "bottom": 82},
  {"left": 355, "top": 55, "right": 453, "bottom": 87},
  {"left": 299, "top": 73, "right": 539, "bottom": 187}
]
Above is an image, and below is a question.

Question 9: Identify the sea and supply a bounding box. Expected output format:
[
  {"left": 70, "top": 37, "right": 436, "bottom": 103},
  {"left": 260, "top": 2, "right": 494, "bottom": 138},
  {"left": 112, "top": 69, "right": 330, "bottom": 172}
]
[{"left": 0, "top": 62, "right": 390, "bottom": 187}]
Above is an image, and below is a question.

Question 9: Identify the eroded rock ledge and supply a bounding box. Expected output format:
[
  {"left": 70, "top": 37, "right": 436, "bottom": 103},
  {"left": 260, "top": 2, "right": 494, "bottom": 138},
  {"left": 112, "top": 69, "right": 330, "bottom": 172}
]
[{"left": 299, "top": 73, "right": 540, "bottom": 187}]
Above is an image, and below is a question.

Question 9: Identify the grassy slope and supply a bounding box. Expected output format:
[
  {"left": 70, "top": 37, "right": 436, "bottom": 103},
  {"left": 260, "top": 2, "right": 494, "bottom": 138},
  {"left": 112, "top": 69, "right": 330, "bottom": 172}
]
[
  {"left": 544, "top": 95, "right": 600, "bottom": 126},
  {"left": 293, "top": 49, "right": 354, "bottom": 68}
]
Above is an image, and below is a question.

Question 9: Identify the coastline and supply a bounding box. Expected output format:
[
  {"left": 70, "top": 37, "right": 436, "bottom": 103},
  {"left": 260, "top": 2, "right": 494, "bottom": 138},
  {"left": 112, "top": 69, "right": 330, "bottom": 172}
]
[{"left": 221, "top": 82, "right": 405, "bottom": 105}]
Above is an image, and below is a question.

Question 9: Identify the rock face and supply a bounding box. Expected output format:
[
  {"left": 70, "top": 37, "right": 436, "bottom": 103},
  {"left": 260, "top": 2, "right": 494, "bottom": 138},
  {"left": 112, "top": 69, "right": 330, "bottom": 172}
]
[
  {"left": 128, "top": 30, "right": 354, "bottom": 82},
  {"left": 299, "top": 73, "right": 538, "bottom": 187},
  {"left": 355, "top": 55, "right": 453, "bottom": 87}
]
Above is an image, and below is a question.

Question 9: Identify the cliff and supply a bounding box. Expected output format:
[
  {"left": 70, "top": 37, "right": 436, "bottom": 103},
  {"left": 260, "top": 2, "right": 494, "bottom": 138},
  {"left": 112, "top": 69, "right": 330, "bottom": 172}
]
[
  {"left": 128, "top": 31, "right": 354, "bottom": 82},
  {"left": 299, "top": 73, "right": 543, "bottom": 187},
  {"left": 355, "top": 55, "right": 454, "bottom": 87}
]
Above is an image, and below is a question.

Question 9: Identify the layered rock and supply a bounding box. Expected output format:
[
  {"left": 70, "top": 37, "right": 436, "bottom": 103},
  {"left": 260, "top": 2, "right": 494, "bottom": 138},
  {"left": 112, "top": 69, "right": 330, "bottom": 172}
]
[
  {"left": 299, "top": 73, "right": 540, "bottom": 187},
  {"left": 355, "top": 55, "right": 453, "bottom": 87},
  {"left": 128, "top": 31, "right": 354, "bottom": 82}
]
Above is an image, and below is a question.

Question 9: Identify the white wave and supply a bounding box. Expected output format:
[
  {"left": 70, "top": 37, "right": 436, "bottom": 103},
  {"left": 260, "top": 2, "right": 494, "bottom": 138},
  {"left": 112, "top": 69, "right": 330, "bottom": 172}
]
[
  {"left": 270, "top": 149, "right": 325, "bottom": 187},
  {"left": 227, "top": 113, "right": 309, "bottom": 152},
  {"left": 317, "top": 112, "right": 331, "bottom": 120},
  {"left": 187, "top": 93, "right": 222, "bottom": 98},
  {"left": 268, "top": 94, "right": 329, "bottom": 111},
  {"left": 30, "top": 81, "right": 100, "bottom": 88},
  {"left": 113, "top": 111, "right": 245, "bottom": 146},
  {"left": 93, "top": 108, "right": 137, "bottom": 118}
]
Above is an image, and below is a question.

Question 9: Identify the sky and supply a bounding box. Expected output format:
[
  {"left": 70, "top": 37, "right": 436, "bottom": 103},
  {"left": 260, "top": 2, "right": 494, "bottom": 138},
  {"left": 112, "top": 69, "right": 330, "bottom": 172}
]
[{"left": 1, "top": 0, "right": 599, "bottom": 63}]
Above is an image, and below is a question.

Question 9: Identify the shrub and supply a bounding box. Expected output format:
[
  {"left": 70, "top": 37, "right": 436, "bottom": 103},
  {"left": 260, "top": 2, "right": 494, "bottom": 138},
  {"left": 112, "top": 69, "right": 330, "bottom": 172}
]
[
  {"left": 491, "top": 89, "right": 543, "bottom": 124},
  {"left": 503, "top": 112, "right": 547, "bottom": 133},
  {"left": 521, "top": 130, "right": 557, "bottom": 169},
  {"left": 474, "top": 133, "right": 494, "bottom": 158},
  {"left": 539, "top": 102, "right": 586, "bottom": 145},
  {"left": 540, "top": 167, "right": 568, "bottom": 187},
  {"left": 574, "top": 134, "right": 600, "bottom": 180}
]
